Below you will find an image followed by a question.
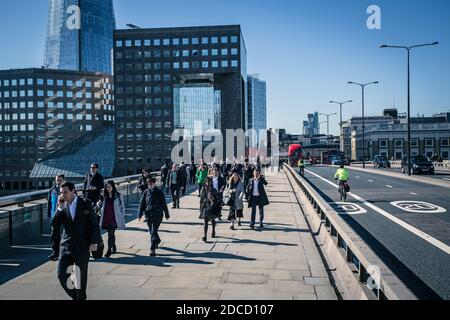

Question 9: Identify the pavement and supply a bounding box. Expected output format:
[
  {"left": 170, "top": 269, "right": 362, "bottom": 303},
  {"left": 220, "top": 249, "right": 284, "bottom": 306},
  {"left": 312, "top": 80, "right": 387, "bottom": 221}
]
[
  {"left": 0, "top": 171, "right": 337, "bottom": 300},
  {"left": 301, "top": 165, "right": 450, "bottom": 300}
]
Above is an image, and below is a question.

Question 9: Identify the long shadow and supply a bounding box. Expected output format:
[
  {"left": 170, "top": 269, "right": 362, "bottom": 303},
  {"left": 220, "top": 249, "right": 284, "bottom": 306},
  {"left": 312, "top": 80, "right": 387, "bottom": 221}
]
[
  {"left": 97, "top": 252, "right": 214, "bottom": 268},
  {"left": 302, "top": 176, "right": 442, "bottom": 300},
  {"left": 214, "top": 236, "right": 298, "bottom": 247},
  {"left": 124, "top": 227, "right": 181, "bottom": 234},
  {"left": 160, "top": 247, "right": 256, "bottom": 261}
]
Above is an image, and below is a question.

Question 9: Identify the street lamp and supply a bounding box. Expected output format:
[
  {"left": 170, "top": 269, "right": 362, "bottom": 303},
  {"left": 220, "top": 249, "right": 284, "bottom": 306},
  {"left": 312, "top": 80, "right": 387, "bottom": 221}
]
[
  {"left": 347, "top": 81, "right": 379, "bottom": 168},
  {"left": 380, "top": 42, "right": 439, "bottom": 176},
  {"left": 319, "top": 113, "right": 337, "bottom": 136},
  {"left": 330, "top": 100, "right": 353, "bottom": 152}
]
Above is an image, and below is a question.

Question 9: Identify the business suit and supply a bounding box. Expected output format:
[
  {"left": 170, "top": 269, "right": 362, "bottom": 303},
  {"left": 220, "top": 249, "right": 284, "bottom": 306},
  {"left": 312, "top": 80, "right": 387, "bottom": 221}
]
[
  {"left": 83, "top": 171, "right": 105, "bottom": 203},
  {"left": 167, "top": 170, "right": 182, "bottom": 208},
  {"left": 51, "top": 196, "right": 101, "bottom": 300},
  {"left": 246, "top": 177, "right": 270, "bottom": 228},
  {"left": 47, "top": 185, "right": 61, "bottom": 257},
  {"left": 139, "top": 187, "right": 170, "bottom": 251}
]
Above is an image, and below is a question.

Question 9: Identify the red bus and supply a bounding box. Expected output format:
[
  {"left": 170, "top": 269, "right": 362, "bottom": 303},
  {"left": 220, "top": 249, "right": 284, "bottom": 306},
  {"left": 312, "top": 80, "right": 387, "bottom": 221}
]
[{"left": 288, "top": 144, "right": 303, "bottom": 167}]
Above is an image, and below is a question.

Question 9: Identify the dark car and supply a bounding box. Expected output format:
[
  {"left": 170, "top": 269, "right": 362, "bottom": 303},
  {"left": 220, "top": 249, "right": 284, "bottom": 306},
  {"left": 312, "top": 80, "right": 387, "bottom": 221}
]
[
  {"left": 373, "top": 155, "right": 390, "bottom": 168},
  {"left": 401, "top": 155, "right": 435, "bottom": 175}
]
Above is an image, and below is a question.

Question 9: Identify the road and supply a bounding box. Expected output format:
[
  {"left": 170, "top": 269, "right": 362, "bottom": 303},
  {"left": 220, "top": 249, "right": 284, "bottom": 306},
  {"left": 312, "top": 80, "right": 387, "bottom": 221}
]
[
  {"left": 364, "top": 165, "right": 450, "bottom": 182},
  {"left": 301, "top": 165, "right": 450, "bottom": 300}
]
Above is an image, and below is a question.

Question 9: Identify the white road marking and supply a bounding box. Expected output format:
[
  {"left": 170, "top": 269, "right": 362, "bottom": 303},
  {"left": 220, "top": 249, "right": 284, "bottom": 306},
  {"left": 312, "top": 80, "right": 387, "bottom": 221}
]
[
  {"left": 410, "top": 192, "right": 418, "bottom": 196},
  {"left": 0, "top": 263, "right": 20, "bottom": 267},
  {"left": 368, "top": 180, "right": 374, "bottom": 183},
  {"left": 356, "top": 176, "right": 361, "bottom": 179},
  {"left": 331, "top": 203, "right": 367, "bottom": 215},
  {"left": 305, "top": 169, "right": 450, "bottom": 255},
  {"left": 443, "top": 178, "right": 450, "bottom": 182},
  {"left": 391, "top": 201, "right": 447, "bottom": 214},
  {"left": 386, "top": 185, "right": 393, "bottom": 188}
]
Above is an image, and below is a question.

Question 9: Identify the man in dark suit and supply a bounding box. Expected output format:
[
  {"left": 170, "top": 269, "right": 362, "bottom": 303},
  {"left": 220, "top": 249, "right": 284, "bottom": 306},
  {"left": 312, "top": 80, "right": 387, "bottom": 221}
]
[
  {"left": 160, "top": 161, "right": 170, "bottom": 194},
  {"left": 211, "top": 167, "right": 226, "bottom": 220},
  {"left": 51, "top": 181, "right": 101, "bottom": 301},
  {"left": 82, "top": 163, "right": 104, "bottom": 204},
  {"left": 246, "top": 168, "right": 270, "bottom": 230},
  {"left": 189, "top": 161, "right": 197, "bottom": 185},
  {"left": 167, "top": 164, "right": 182, "bottom": 209},
  {"left": 138, "top": 177, "right": 170, "bottom": 257},
  {"left": 47, "top": 174, "right": 65, "bottom": 261},
  {"left": 177, "top": 162, "right": 188, "bottom": 195},
  {"left": 242, "top": 159, "right": 255, "bottom": 201}
]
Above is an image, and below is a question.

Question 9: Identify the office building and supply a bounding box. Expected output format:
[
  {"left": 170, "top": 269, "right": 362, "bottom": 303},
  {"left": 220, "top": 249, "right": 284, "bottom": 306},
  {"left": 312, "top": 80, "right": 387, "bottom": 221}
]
[
  {"left": 248, "top": 74, "right": 267, "bottom": 146},
  {"left": 113, "top": 25, "right": 248, "bottom": 175}
]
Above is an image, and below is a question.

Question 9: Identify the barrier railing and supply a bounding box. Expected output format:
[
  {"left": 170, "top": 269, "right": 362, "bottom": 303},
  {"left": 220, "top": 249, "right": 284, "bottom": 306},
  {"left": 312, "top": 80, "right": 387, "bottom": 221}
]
[
  {"left": 0, "top": 172, "right": 160, "bottom": 249},
  {"left": 283, "top": 164, "right": 416, "bottom": 300}
]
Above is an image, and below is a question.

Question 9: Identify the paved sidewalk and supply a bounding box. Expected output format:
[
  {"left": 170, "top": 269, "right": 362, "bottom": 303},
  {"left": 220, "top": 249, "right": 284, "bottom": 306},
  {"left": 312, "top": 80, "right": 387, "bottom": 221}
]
[{"left": 0, "top": 171, "right": 337, "bottom": 300}]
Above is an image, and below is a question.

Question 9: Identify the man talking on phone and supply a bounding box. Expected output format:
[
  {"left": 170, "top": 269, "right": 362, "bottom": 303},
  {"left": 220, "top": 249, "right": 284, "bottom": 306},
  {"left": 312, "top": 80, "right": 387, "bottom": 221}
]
[{"left": 51, "top": 181, "right": 101, "bottom": 300}]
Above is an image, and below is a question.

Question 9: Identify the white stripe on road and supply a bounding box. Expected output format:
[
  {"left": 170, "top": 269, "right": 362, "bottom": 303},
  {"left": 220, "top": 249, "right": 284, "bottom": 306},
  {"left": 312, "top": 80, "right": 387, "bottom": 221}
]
[
  {"left": 410, "top": 192, "right": 418, "bottom": 196},
  {"left": 443, "top": 178, "right": 450, "bottom": 182},
  {"left": 368, "top": 180, "right": 374, "bottom": 183},
  {"left": 0, "top": 263, "right": 20, "bottom": 267},
  {"left": 356, "top": 176, "right": 361, "bottom": 179},
  {"left": 386, "top": 185, "right": 393, "bottom": 188},
  {"left": 306, "top": 169, "right": 450, "bottom": 255}
]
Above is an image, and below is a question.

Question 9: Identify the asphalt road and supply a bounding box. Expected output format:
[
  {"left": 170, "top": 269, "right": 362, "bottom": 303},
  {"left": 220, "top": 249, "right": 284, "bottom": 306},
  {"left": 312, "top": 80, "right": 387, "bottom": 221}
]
[
  {"left": 365, "top": 165, "right": 450, "bottom": 182},
  {"left": 301, "top": 165, "right": 450, "bottom": 300}
]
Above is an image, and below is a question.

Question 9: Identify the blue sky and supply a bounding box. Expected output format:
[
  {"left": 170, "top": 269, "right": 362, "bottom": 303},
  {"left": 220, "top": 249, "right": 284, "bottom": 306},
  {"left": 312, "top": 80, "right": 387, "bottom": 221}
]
[{"left": 1, "top": 0, "right": 449, "bottom": 135}]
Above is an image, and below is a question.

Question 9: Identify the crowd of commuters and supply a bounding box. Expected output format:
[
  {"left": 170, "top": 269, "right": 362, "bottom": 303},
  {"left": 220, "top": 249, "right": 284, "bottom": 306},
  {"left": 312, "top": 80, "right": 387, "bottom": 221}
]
[{"left": 46, "top": 159, "right": 270, "bottom": 300}]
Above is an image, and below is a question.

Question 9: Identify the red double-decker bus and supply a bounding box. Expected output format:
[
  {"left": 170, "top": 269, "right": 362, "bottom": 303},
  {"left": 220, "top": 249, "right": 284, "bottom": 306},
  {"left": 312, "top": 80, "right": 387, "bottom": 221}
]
[{"left": 288, "top": 144, "right": 303, "bottom": 167}]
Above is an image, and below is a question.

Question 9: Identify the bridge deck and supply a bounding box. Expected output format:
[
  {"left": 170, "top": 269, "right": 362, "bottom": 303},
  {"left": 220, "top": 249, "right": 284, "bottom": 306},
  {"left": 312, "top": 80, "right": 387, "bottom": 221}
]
[{"left": 0, "top": 171, "right": 336, "bottom": 300}]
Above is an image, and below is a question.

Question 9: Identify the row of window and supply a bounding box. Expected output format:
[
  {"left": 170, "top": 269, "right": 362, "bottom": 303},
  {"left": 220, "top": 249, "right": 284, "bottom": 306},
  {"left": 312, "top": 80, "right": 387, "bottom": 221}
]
[
  {"left": 116, "top": 35, "right": 239, "bottom": 48},
  {"left": 117, "top": 133, "right": 172, "bottom": 141},
  {"left": 0, "top": 91, "right": 112, "bottom": 100},
  {"left": 0, "top": 79, "right": 111, "bottom": 88},
  {"left": 0, "top": 122, "right": 101, "bottom": 133},
  {"left": 116, "top": 98, "right": 172, "bottom": 106},
  {"left": 116, "top": 109, "right": 171, "bottom": 117},
  {"left": 116, "top": 48, "right": 239, "bottom": 59},
  {"left": 116, "top": 74, "right": 172, "bottom": 83},
  {"left": 0, "top": 102, "right": 113, "bottom": 111},
  {"left": 115, "top": 60, "right": 239, "bottom": 72},
  {"left": 116, "top": 121, "right": 173, "bottom": 129},
  {"left": 378, "top": 138, "right": 450, "bottom": 148}
]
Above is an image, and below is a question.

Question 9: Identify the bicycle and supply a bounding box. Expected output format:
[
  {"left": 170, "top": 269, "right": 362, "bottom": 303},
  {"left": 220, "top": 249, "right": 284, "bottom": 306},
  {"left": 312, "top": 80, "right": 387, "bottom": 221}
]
[
  {"left": 299, "top": 167, "right": 305, "bottom": 177},
  {"left": 338, "top": 180, "right": 349, "bottom": 202}
]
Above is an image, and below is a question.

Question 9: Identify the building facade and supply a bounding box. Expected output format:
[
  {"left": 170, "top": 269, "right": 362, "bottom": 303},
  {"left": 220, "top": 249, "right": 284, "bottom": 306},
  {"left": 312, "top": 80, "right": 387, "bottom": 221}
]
[
  {"left": 113, "top": 25, "right": 248, "bottom": 175},
  {"left": 351, "top": 114, "right": 450, "bottom": 161},
  {"left": 247, "top": 74, "right": 267, "bottom": 146},
  {"left": 0, "top": 68, "right": 114, "bottom": 194},
  {"left": 44, "top": 0, "right": 116, "bottom": 74}
]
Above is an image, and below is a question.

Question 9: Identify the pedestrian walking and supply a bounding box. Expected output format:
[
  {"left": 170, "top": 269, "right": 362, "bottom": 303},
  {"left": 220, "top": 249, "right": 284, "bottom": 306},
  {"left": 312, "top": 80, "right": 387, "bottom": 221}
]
[
  {"left": 211, "top": 167, "right": 226, "bottom": 219},
  {"left": 82, "top": 163, "right": 104, "bottom": 204},
  {"left": 168, "top": 164, "right": 182, "bottom": 209},
  {"left": 161, "top": 161, "right": 170, "bottom": 194},
  {"left": 52, "top": 181, "right": 101, "bottom": 300},
  {"left": 96, "top": 181, "right": 126, "bottom": 258},
  {"left": 226, "top": 173, "right": 245, "bottom": 229},
  {"left": 138, "top": 177, "right": 170, "bottom": 256},
  {"left": 247, "top": 168, "right": 270, "bottom": 230},
  {"left": 178, "top": 162, "right": 188, "bottom": 196},
  {"left": 196, "top": 163, "right": 208, "bottom": 197},
  {"left": 189, "top": 161, "right": 197, "bottom": 185},
  {"left": 48, "top": 174, "right": 65, "bottom": 261},
  {"left": 242, "top": 159, "right": 254, "bottom": 201},
  {"left": 199, "top": 178, "right": 221, "bottom": 243}
]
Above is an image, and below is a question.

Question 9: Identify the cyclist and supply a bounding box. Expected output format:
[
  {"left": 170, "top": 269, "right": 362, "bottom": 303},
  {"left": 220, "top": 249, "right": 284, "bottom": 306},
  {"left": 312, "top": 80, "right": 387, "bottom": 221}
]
[
  {"left": 298, "top": 158, "right": 306, "bottom": 176},
  {"left": 334, "top": 164, "right": 350, "bottom": 200}
]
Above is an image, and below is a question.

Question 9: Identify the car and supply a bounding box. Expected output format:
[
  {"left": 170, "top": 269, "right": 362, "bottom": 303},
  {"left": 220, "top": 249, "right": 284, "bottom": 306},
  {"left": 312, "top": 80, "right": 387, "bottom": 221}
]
[
  {"left": 304, "top": 160, "right": 311, "bottom": 167},
  {"left": 373, "top": 155, "right": 390, "bottom": 168},
  {"left": 401, "top": 155, "right": 435, "bottom": 175},
  {"left": 331, "top": 157, "right": 343, "bottom": 166}
]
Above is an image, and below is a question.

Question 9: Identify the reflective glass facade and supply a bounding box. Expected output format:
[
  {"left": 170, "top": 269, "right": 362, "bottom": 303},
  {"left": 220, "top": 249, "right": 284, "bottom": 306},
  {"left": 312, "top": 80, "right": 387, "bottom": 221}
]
[
  {"left": 44, "top": 0, "right": 116, "bottom": 74},
  {"left": 174, "top": 85, "right": 221, "bottom": 138},
  {"left": 248, "top": 75, "right": 267, "bottom": 145}
]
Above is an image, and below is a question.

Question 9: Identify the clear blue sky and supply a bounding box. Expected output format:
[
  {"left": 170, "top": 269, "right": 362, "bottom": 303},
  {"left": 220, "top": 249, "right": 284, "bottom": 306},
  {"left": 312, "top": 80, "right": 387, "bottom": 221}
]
[{"left": 1, "top": 0, "right": 449, "bottom": 135}]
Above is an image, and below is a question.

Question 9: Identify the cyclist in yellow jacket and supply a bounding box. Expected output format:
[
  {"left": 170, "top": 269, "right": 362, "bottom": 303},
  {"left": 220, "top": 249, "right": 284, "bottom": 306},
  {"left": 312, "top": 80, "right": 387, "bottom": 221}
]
[{"left": 334, "top": 164, "right": 350, "bottom": 182}]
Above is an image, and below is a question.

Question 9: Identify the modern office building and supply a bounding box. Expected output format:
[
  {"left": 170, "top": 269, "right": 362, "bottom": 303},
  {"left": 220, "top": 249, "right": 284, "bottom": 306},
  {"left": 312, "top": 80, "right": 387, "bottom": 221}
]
[
  {"left": 303, "top": 112, "right": 319, "bottom": 136},
  {"left": 113, "top": 25, "right": 248, "bottom": 175},
  {"left": 247, "top": 74, "right": 267, "bottom": 146},
  {"left": 0, "top": 68, "right": 114, "bottom": 194},
  {"left": 44, "top": 0, "right": 116, "bottom": 74}
]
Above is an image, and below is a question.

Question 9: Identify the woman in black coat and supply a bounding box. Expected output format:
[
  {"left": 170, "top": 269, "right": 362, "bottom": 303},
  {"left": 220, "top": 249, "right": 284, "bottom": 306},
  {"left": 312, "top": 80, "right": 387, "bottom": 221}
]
[{"left": 199, "top": 177, "right": 221, "bottom": 243}]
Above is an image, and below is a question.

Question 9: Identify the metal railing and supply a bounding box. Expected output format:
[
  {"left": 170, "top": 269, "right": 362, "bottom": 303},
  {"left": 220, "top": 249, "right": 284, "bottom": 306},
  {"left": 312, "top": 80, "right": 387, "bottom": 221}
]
[
  {"left": 283, "top": 164, "right": 416, "bottom": 300},
  {"left": 0, "top": 172, "right": 160, "bottom": 248}
]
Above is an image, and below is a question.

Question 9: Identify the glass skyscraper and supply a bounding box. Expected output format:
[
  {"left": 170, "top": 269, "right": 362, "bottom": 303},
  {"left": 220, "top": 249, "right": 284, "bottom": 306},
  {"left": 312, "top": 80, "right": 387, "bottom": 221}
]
[
  {"left": 44, "top": 0, "right": 116, "bottom": 74},
  {"left": 248, "top": 75, "right": 267, "bottom": 146}
]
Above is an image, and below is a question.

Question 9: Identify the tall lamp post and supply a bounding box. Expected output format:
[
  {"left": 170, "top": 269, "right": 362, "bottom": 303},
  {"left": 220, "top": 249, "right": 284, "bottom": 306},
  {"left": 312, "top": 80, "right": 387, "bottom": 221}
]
[
  {"left": 380, "top": 42, "right": 439, "bottom": 176},
  {"left": 319, "top": 113, "right": 337, "bottom": 136},
  {"left": 347, "top": 81, "right": 379, "bottom": 168},
  {"left": 330, "top": 100, "right": 353, "bottom": 152}
]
